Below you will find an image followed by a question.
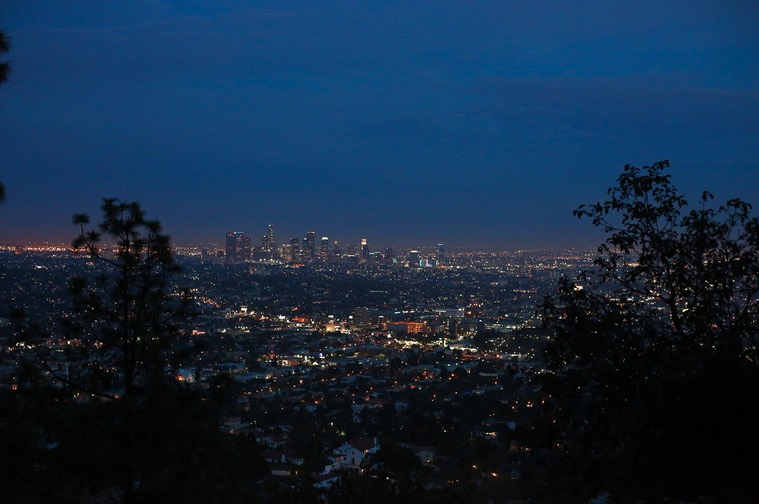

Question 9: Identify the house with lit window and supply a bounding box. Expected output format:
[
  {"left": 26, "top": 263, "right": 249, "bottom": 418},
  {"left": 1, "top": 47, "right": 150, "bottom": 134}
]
[{"left": 332, "top": 437, "right": 380, "bottom": 470}]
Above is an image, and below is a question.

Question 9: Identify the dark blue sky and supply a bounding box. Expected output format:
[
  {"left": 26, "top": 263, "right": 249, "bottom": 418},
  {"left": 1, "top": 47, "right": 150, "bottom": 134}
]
[{"left": 1, "top": 1, "right": 758, "bottom": 249}]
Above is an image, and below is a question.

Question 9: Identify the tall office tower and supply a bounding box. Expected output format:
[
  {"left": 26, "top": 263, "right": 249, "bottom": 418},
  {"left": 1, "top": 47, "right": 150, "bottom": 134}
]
[
  {"left": 437, "top": 243, "right": 446, "bottom": 266},
  {"left": 448, "top": 318, "right": 458, "bottom": 337},
  {"left": 242, "top": 236, "right": 252, "bottom": 262},
  {"left": 289, "top": 237, "right": 300, "bottom": 262},
  {"left": 353, "top": 306, "right": 371, "bottom": 326},
  {"left": 225, "top": 231, "right": 250, "bottom": 265},
  {"left": 267, "top": 224, "right": 276, "bottom": 249},
  {"left": 225, "top": 232, "right": 237, "bottom": 264},
  {"left": 360, "top": 238, "right": 369, "bottom": 261},
  {"left": 305, "top": 231, "right": 316, "bottom": 259},
  {"left": 320, "top": 236, "right": 330, "bottom": 261},
  {"left": 267, "top": 224, "right": 278, "bottom": 259}
]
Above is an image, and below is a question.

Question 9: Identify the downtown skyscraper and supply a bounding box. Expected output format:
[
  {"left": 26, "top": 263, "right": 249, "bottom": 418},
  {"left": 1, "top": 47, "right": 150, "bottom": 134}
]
[{"left": 225, "top": 231, "right": 251, "bottom": 264}]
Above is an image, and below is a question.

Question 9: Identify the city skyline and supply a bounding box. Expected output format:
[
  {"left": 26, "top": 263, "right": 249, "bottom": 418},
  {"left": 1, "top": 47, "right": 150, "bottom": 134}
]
[{"left": 1, "top": 2, "right": 758, "bottom": 248}]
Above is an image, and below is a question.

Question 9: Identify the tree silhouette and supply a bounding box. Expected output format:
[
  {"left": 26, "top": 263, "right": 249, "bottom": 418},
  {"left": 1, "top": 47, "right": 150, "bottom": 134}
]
[
  {"left": 64, "top": 199, "right": 199, "bottom": 502},
  {"left": 0, "top": 30, "right": 9, "bottom": 85},
  {"left": 540, "top": 161, "right": 759, "bottom": 500},
  {"left": 0, "top": 29, "right": 9, "bottom": 203},
  {"left": 7, "top": 199, "right": 271, "bottom": 503},
  {"left": 63, "top": 198, "right": 190, "bottom": 400}
]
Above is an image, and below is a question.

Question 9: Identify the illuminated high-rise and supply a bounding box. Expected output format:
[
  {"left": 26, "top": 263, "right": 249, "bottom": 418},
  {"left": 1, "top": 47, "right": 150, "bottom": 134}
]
[
  {"left": 304, "top": 232, "right": 316, "bottom": 259},
  {"left": 320, "top": 236, "right": 330, "bottom": 261},
  {"left": 260, "top": 225, "right": 274, "bottom": 251},
  {"left": 360, "top": 238, "right": 369, "bottom": 261},
  {"left": 225, "top": 231, "right": 251, "bottom": 264},
  {"left": 268, "top": 224, "right": 275, "bottom": 247},
  {"left": 269, "top": 225, "right": 278, "bottom": 259}
]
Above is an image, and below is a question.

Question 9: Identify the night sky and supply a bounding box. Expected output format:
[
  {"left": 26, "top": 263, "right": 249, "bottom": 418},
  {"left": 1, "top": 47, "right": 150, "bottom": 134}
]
[{"left": 1, "top": 1, "right": 758, "bottom": 249}]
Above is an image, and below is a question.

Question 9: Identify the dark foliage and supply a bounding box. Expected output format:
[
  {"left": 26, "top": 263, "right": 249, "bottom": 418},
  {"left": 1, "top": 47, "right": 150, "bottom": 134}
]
[
  {"left": 65, "top": 198, "right": 191, "bottom": 400},
  {"left": 0, "top": 29, "right": 9, "bottom": 85},
  {"left": 540, "top": 161, "right": 759, "bottom": 501},
  {"left": 0, "top": 29, "right": 9, "bottom": 203},
  {"left": 4, "top": 199, "right": 268, "bottom": 503}
]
